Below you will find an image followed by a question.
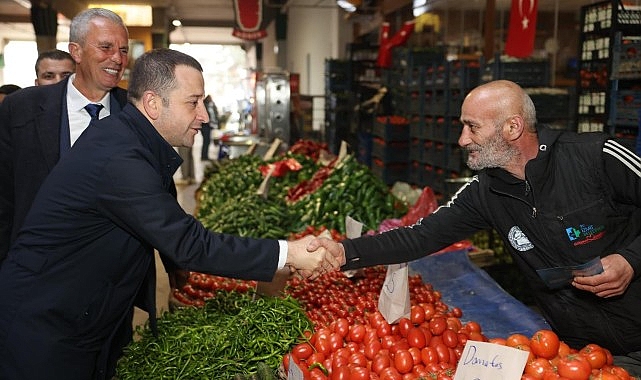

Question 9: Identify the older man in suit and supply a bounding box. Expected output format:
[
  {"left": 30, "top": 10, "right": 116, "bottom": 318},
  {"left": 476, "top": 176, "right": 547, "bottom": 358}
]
[{"left": 0, "top": 8, "right": 129, "bottom": 260}]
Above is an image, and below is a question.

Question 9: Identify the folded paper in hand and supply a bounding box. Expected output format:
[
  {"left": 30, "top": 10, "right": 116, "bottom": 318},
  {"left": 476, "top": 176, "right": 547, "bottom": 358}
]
[{"left": 536, "top": 257, "right": 603, "bottom": 289}]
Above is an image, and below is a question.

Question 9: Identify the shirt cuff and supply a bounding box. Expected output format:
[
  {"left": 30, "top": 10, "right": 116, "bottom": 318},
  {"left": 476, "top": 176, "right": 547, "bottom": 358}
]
[{"left": 277, "top": 240, "right": 288, "bottom": 269}]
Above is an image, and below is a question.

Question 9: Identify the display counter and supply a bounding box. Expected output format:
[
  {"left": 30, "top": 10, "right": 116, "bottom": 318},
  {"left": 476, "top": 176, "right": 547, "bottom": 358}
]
[{"left": 410, "top": 248, "right": 550, "bottom": 339}]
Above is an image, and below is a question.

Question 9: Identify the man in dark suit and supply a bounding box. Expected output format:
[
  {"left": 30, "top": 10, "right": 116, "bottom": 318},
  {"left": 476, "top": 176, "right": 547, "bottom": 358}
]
[
  {"left": 0, "top": 48, "right": 337, "bottom": 380},
  {"left": 0, "top": 8, "right": 129, "bottom": 261}
]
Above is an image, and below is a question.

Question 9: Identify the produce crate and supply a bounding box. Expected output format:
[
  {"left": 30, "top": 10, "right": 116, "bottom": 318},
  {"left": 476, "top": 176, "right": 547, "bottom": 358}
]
[
  {"left": 529, "top": 91, "right": 571, "bottom": 120},
  {"left": 392, "top": 47, "right": 445, "bottom": 69},
  {"left": 357, "top": 131, "right": 372, "bottom": 167},
  {"left": 432, "top": 117, "right": 462, "bottom": 143},
  {"left": 409, "top": 161, "right": 423, "bottom": 186},
  {"left": 409, "top": 116, "right": 429, "bottom": 139},
  {"left": 612, "top": 41, "right": 641, "bottom": 79},
  {"left": 445, "top": 144, "right": 466, "bottom": 172},
  {"left": 372, "top": 116, "right": 410, "bottom": 141},
  {"left": 371, "top": 159, "right": 409, "bottom": 185},
  {"left": 448, "top": 60, "right": 481, "bottom": 89},
  {"left": 424, "top": 140, "right": 446, "bottom": 167},
  {"left": 483, "top": 56, "right": 550, "bottom": 87},
  {"left": 613, "top": 90, "right": 641, "bottom": 126},
  {"left": 371, "top": 138, "right": 410, "bottom": 163},
  {"left": 410, "top": 138, "right": 425, "bottom": 162}
]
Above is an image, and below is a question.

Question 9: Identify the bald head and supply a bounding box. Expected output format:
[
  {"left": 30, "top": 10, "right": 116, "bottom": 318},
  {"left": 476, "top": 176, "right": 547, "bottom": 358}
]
[{"left": 464, "top": 80, "right": 537, "bottom": 132}]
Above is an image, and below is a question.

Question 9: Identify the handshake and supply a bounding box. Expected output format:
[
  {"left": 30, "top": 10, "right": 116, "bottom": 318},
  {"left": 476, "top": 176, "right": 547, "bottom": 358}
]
[{"left": 285, "top": 235, "right": 347, "bottom": 280}]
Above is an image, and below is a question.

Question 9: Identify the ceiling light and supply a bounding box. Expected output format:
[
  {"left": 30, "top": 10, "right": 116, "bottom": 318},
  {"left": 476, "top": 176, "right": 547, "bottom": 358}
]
[
  {"left": 11, "top": 0, "right": 31, "bottom": 8},
  {"left": 172, "top": 19, "right": 182, "bottom": 27},
  {"left": 337, "top": 0, "right": 357, "bottom": 13}
]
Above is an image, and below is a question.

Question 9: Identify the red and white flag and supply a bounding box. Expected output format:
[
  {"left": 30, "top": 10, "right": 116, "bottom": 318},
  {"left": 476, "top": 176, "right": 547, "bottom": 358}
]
[
  {"left": 232, "top": 0, "right": 268, "bottom": 40},
  {"left": 505, "top": 0, "right": 538, "bottom": 58}
]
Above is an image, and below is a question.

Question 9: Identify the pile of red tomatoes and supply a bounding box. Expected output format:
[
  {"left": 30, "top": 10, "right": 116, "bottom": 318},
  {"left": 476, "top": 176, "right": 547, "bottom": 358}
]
[{"left": 283, "top": 267, "right": 633, "bottom": 380}]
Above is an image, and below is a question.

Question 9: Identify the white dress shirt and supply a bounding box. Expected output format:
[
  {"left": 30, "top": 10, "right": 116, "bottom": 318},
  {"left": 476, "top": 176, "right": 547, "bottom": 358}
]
[{"left": 66, "top": 74, "right": 112, "bottom": 146}]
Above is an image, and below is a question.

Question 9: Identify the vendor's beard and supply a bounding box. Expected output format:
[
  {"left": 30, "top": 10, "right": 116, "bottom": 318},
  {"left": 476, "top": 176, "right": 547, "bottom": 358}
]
[{"left": 465, "top": 130, "right": 518, "bottom": 171}]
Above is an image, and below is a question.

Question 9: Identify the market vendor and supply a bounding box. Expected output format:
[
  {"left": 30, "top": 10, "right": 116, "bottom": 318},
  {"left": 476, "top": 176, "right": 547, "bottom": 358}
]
[
  {"left": 0, "top": 48, "right": 339, "bottom": 380},
  {"left": 310, "top": 79, "right": 641, "bottom": 377}
]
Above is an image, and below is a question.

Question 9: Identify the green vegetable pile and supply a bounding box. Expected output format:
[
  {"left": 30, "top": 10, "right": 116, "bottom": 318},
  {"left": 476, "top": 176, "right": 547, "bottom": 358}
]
[
  {"left": 196, "top": 150, "right": 407, "bottom": 238},
  {"left": 116, "top": 291, "right": 312, "bottom": 379}
]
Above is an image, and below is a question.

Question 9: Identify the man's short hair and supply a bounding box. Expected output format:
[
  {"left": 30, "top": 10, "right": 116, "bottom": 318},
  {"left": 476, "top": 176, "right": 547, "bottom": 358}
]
[{"left": 35, "top": 49, "right": 75, "bottom": 75}]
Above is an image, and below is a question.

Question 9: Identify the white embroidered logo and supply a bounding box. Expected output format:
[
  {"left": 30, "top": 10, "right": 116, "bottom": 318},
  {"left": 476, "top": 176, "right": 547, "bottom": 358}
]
[{"left": 508, "top": 226, "right": 534, "bottom": 252}]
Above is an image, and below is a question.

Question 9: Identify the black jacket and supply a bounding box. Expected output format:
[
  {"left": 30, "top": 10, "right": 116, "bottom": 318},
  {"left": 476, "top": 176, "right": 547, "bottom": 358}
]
[
  {"left": 343, "top": 127, "right": 641, "bottom": 354},
  {"left": 0, "top": 104, "right": 281, "bottom": 379},
  {"left": 0, "top": 78, "right": 128, "bottom": 260}
]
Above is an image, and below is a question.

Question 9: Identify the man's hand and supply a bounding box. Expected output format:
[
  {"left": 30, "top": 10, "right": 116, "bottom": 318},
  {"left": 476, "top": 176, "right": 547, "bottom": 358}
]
[
  {"left": 307, "top": 236, "right": 346, "bottom": 267},
  {"left": 286, "top": 235, "right": 340, "bottom": 280},
  {"left": 572, "top": 254, "right": 634, "bottom": 297}
]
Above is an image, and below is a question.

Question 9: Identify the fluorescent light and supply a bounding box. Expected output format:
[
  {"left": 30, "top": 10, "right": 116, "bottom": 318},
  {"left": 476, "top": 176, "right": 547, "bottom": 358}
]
[{"left": 337, "top": 0, "right": 357, "bottom": 12}]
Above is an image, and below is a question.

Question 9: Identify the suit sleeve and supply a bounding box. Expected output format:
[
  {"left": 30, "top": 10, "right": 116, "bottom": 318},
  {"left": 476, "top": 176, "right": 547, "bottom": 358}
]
[
  {"left": 95, "top": 148, "right": 280, "bottom": 282},
  {"left": 0, "top": 99, "right": 15, "bottom": 261}
]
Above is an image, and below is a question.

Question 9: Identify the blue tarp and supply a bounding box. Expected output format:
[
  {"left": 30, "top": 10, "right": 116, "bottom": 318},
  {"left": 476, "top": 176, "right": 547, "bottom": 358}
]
[{"left": 409, "top": 249, "right": 550, "bottom": 339}]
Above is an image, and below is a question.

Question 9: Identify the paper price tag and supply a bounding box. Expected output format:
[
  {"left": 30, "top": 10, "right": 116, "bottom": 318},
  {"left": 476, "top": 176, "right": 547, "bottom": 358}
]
[
  {"left": 287, "top": 354, "right": 304, "bottom": 380},
  {"left": 453, "top": 340, "right": 529, "bottom": 380},
  {"left": 378, "top": 263, "right": 410, "bottom": 324}
]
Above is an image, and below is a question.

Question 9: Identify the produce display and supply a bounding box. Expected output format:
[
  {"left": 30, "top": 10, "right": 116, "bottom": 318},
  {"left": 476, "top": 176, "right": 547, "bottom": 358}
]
[
  {"left": 196, "top": 141, "right": 407, "bottom": 237},
  {"left": 116, "top": 291, "right": 312, "bottom": 379},
  {"left": 116, "top": 140, "right": 635, "bottom": 380}
]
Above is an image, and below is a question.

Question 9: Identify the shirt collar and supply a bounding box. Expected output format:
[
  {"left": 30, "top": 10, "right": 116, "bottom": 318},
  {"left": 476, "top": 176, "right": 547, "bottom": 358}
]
[{"left": 66, "top": 73, "right": 111, "bottom": 112}]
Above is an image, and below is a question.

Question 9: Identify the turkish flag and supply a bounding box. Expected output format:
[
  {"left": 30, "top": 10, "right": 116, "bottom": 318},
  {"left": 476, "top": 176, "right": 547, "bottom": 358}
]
[{"left": 505, "top": 0, "right": 538, "bottom": 58}]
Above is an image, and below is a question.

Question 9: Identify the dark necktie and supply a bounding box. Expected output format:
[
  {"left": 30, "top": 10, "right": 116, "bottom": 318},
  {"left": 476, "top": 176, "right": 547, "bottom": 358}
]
[{"left": 85, "top": 103, "right": 103, "bottom": 121}]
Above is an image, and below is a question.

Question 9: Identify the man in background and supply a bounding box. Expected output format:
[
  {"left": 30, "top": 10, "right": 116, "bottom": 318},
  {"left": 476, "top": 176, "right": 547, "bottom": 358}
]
[
  {"left": 0, "top": 8, "right": 129, "bottom": 261},
  {"left": 0, "top": 84, "right": 21, "bottom": 104},
  {"left": 34, "top": 48, "right": 76, "bottom": 86}
]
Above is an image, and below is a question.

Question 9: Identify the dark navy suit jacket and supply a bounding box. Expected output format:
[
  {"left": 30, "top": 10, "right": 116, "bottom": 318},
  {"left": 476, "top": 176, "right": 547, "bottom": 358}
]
[
  {"left": 0, "top": 78, "right": 128, "bottom": 260},
  {"left": 0, "top": 104, "right": 280, "bottom": 379}
]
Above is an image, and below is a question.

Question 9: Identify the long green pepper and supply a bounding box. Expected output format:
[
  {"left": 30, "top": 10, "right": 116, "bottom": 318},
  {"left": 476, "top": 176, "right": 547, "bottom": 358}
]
[{"left": 116, "top": 291, "right": 312, "bottom": 380}]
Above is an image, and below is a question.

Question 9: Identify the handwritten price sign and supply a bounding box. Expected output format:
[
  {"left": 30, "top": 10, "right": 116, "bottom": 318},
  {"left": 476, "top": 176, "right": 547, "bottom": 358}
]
[{"left": 454, "top": 340, "right": 529, "bottom": 380}]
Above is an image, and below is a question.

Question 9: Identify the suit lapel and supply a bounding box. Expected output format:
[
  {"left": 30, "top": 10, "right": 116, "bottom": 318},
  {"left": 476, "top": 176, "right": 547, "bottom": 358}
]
[{"left": 35, "top": 81, "right": 67, "bottom": 171}]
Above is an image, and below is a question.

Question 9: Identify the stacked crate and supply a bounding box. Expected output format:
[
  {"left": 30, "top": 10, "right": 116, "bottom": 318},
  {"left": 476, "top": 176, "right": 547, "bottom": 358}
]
[
  {"left": 370, "top": 115, "right": 410, "bottom": 185},
  {"left": 419, "top": 59, "right": 480, "bottom": 196}
]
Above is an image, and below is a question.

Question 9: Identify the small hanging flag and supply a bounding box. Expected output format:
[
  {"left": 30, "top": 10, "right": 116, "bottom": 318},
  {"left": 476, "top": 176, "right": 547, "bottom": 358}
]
[{"left": 505, "top": 0, "right": 538, "bottom": 58}]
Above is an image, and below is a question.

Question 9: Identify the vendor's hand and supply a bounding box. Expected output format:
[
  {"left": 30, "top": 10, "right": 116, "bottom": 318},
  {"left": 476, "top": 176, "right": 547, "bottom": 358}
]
[
  {"left": 572, "top": 254, "right": 634, "bottom": 297},
  {"left": 286, "top": 236, "right": 340, "bottom": 280},
  {"left": 307, "top": 237, "right": 346, "bottom": 267}
]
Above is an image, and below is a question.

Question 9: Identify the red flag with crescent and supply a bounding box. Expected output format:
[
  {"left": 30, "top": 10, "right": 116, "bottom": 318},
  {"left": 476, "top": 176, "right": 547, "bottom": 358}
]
[
  {"left": 505, "top": 0, "right": 538, "bottom": 58},
  {"left": 232, "top": 0, "right": 268, "bottom": 40}
]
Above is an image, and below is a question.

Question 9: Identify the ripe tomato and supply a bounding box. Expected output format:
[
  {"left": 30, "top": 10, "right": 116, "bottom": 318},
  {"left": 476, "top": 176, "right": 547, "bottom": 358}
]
[
  {"left": 398, "top": 317, "right": 412, "bottom": 337},
  {"left": 364, "top": 340, "right": 382, "bottom": 360},
  {"left": 410, "top": 305, "right": 425, "bottom": 325},
  {"left": 292, "top": 342, "right": 314, "bottom": 361},
  {"left": 556, "top": 354, "right": 592, "bottom": 380},
  {"left": 348, "top": 324, "right": 366, "bottom": 343},
  {"left": 394, "top": 349, "right": 414, "bottom": 374},
  {"left": 579, "top": 343, "right": 607, "bottom": 369},
  {"left": 349, "top": 366, "right": 370, "bottom": 380},
  {"left": 372, "top": 353, "right": 392, "bottom": 375},
  {"left": 349, "top": 352, "right": 368, "bottom": 368},
  {"left": 525, "top": 357, "right": 554, "bottom": 379},
  {"left": 429, "top": 317, "right": 448, "bottom": 336},
  {"left": 530, "top": 330, "right": 561, "bottom": 360},
  {"left": 334, "top": 317, "right": 350, "bottom": 338},
  {"left": 421, "top": 346, "right": 439, "bottom": 366},
  {"left": 330, "top": 366, "right": 350, "bottom": 380},
  {"left": 314, "top": 337, "right": 331, "bottom": 356},
  {"left": 441, "top": 329, "right": 459, "bottom": 349},
  {"left": 407, "top": 327, "right": 427, "bottom": 349},
  {"left": 507, "top": 333, "right": 531, "bottom": 348}
]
